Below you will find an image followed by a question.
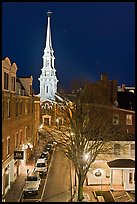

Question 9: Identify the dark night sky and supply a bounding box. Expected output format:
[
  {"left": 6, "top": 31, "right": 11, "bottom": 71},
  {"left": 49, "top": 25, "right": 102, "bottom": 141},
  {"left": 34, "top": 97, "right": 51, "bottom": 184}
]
[{"left": 2, "top": 2, "right": 135, "bottom": 94}]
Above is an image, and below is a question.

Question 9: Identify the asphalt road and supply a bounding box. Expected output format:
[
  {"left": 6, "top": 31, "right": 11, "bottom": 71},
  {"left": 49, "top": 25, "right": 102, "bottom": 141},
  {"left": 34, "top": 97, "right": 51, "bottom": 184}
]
[{"left": 41, "top": 147, "right": 72, "bottom": 202}]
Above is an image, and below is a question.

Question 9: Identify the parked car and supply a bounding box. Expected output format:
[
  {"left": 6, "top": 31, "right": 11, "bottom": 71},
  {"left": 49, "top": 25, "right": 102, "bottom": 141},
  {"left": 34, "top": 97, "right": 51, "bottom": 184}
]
[
  {"left": 34, "top": 158, "right": 48, "bottom": 176},
  {"left": 23, "top": 171, "right": 41, "bottom": 197},
  {"left": 39, "top": 151, "right": 49, "bottom": 160},
  {"left": 43, "top": 142, "right": 53, "bottom": 153}
]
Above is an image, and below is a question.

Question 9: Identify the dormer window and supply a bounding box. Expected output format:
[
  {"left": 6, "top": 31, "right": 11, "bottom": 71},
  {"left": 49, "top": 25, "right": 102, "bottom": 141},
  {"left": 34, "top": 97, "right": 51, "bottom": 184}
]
[
  {"left": 4, "top": 72, "right": 9, "bottom": 90},
  {"left": 11, "top": 76, "right": 15, "bottom": 91}
]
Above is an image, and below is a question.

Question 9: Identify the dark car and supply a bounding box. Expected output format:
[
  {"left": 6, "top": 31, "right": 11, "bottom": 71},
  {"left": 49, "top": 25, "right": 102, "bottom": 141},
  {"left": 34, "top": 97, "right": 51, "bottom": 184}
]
[
  {"left": 44, "top": 143, "right": 53, "bottom": 153},
  {"left": 39, "top": 152, "right": 49, "bottom": 160}
]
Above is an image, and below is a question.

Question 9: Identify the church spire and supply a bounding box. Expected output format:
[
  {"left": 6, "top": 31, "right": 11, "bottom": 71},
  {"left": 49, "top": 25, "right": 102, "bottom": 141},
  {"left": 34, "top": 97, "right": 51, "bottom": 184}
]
[
  {"left": 45, "top": 11, "right": 52, "bottom": 49},
  {"left": 38, "top": 11, "right": 58, "bottom": 103}
]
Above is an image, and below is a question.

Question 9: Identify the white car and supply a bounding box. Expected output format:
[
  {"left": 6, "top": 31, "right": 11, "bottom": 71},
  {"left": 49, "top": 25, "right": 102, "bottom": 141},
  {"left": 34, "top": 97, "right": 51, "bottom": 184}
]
[
  {"left": 23, "top": 171, "right": 41, "bottom": 197},
  {"left": 34, "top": 158, "right": 48, "bottom": 176}
]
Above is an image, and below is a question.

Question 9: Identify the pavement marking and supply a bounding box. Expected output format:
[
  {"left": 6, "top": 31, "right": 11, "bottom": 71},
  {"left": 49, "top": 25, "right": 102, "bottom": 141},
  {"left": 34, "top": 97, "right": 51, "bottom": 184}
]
[
  {"left": 39, "top": 147, "right": 55, "bottom": 202},
  {"left": 18, "top": 190, "right": 23, "bottom": 202}
]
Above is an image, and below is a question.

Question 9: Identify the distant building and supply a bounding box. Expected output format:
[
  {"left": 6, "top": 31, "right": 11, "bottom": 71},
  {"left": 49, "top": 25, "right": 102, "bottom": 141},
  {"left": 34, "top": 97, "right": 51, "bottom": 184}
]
[
  {"left": 2, "top": 57, "right": 40, "bottom": 197},
  {"left": 81, "top": 73, "right": 118, "bottom": 106},
  {"left": 117, "top": 84, "right": 135, "bottom": 111},
  {"left": 38, "top": 11, "right": 58, "bottom": 103},
  {"left": 86, "top": 105, "right": 135, "bottom": 191}
]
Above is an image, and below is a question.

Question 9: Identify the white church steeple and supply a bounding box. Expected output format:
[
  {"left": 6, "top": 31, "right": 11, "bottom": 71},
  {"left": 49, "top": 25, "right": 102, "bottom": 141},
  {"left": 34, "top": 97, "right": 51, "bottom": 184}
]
[{"left": 38, "top": 11, "right": 58, "bottom": 103}]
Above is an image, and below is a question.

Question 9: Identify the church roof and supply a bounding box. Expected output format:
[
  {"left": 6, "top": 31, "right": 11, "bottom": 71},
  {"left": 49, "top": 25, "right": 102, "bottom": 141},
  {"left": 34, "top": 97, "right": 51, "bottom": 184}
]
[{"left": 107, "top": 159, "right": 135, "bottom": 168}]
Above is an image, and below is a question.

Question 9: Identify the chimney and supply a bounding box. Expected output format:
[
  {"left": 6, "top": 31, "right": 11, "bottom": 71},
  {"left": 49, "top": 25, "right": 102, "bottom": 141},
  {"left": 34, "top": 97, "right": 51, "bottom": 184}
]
[
  {"left": 121, "top": 84, "right": 125, "bottom": 91},
  {"left": 101, "top": 73, "right": 108, "bottom": 82}
]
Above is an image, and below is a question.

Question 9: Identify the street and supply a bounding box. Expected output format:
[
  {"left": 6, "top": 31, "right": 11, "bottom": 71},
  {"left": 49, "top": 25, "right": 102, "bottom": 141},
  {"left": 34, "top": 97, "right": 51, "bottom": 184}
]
[
  {"left": 41, "top": 147, "right": 72, "bottom": 202},
  {"left": 20, "top": 145, "right": 72, "bottom": 202}
]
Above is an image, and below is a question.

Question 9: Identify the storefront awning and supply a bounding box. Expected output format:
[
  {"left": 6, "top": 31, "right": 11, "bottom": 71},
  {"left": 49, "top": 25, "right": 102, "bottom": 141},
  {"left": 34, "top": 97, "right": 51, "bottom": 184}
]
[{"left": 107, "top": 159, "right": 135, "bottom": 168}]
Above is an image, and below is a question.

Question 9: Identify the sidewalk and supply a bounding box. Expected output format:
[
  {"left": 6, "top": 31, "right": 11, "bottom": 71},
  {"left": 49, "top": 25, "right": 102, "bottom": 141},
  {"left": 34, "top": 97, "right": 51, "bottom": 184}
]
[{"left": 3, "top": 157, "right": 35, "bottom": 202}]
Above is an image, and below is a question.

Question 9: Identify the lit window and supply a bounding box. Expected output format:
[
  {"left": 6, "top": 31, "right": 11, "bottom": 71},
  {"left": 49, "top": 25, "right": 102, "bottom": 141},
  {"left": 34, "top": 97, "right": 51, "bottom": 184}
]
[
  {"left": 126, "top": 114, "right": 132, "bottom": 125},
  {"left": 113, "top": 114, "right": 119, "bottom": 125},
  {"left": 114, "top": 143, "right": 120, "bottom": 155},
  {"left": 25, "top": 101, "right": 28, "bottom": 114}
]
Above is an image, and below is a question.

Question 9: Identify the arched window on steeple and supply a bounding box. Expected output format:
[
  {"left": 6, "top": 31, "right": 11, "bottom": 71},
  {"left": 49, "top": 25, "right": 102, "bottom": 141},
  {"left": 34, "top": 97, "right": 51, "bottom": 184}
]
[{"left": 46, "top": 86, "right": 48, "bottom": 93}]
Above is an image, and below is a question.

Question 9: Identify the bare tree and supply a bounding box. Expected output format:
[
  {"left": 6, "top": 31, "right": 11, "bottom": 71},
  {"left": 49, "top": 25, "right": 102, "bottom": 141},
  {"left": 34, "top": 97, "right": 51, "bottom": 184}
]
[{"left": 46, "top": 89, "right": 126, "bottom": 201}]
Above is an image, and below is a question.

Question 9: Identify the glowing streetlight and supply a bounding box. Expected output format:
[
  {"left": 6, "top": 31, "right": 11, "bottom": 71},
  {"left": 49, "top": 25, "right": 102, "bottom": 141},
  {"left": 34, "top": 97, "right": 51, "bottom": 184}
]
[
  {"left": 39, "top": 124, "right": 43, "bottom": 130},
  {"left": 83, "top": 152, "right": 90, "bottom": 163}
]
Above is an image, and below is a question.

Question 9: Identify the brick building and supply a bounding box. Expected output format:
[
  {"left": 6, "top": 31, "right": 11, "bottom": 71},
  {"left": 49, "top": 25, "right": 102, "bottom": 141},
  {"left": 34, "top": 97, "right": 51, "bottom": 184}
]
[{"left": 2, "top": 57, "right": 40, "bottom": 196}]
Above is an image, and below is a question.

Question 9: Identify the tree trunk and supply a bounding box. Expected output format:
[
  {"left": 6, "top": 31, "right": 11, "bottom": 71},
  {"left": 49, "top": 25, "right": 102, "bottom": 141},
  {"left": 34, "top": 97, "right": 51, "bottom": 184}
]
[{"left": 78, "top": 174, "right": 85, "bottom": 201}]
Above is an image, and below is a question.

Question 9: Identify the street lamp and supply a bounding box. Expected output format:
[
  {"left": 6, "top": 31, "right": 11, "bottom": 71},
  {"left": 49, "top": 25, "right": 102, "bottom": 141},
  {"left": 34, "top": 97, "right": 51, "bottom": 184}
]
[
  {"left": 56, "top": 118, "right": 59, "bottom": 128},
  {"left": 83, "top": 153, "right": 90, "bottom": 161},
  {"left": 95, "top": 169, "right": 102, "bottom": 196}
]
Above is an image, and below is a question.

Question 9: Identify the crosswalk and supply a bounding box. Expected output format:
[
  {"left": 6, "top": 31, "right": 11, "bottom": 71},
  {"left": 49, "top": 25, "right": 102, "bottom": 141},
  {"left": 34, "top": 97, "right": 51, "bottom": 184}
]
[{"left": 112, "top": 190, "right": 133, "bottom": 202}]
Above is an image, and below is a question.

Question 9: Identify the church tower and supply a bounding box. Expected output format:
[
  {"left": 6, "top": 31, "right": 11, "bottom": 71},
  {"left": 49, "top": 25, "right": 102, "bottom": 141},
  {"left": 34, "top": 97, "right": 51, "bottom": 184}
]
[{"left": 38, "top": 11, "right": 58, "bottom": 103}]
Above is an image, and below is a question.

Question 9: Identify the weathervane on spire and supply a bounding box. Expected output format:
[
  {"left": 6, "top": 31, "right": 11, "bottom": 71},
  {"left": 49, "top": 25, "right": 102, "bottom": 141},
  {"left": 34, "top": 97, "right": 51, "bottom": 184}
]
[{"left": 47, "top": 10, "right": 52, "bottom": 17}]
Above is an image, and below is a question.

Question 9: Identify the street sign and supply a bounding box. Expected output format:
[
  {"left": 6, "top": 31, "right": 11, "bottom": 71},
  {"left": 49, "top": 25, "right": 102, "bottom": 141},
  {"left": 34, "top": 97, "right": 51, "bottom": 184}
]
[{"left": 14, "top": 151, "right": 24, "bottom": 160}]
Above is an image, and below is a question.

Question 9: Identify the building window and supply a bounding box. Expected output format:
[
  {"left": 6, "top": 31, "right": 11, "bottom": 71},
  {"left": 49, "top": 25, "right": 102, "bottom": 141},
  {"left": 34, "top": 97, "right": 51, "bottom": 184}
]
[
  {"left": 4, "top": 72, "right": 9, "bottom": 90},
  {"left": 16, "top": 100, "right": 18, "bottom": 116},
  {"left": 7, "top": 99, "right": 10, "bottom": 118},
  {"left": 5, "top": 166, "right": 10, "bottom": 189},
  {"left": 7, "top": 137, "right": 10, "bottom": 156},
  {"left": 15, "top": 132, "right": 18, "bottom": 149},
  {"left": 114, "top": 143, "right": 120, "bottom": 155},
  {"left": 20, "top": 101, "right": 22, "bottom": 115},
  {"left": 46, "top": 86, "right": 48, "bottom": 93},
  {"left": 35, "top": 104, "right": 37, "bottom": 120},
  {"left": 28, "top": 100, "right": 30, "bottom": 113},
  {"left": 113, "top": 114, "right": 119, "bottom": 125},
  {"left": 126, "top": 114, "right": 132, "bottom": 125},
  {"left": 31, "top": 101, "right": 33, "bottom": 112},
  {"left": 11, "top": 76, "right": 15, "bottom": 91},
  {"left": 129, "top": 172, "right": 135, "bottom": 184},
  {"left": 19, "top": 130, "right": 22, "bottom": 144},
  {"left": 130, "top": 144, "right": 135, "bottom": 156},
  {"left": 25, "top": 101, "right": 28, "bottom": 114},
  {"left": 25, "top": 127, "right": 27, "bottom": 141}
]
